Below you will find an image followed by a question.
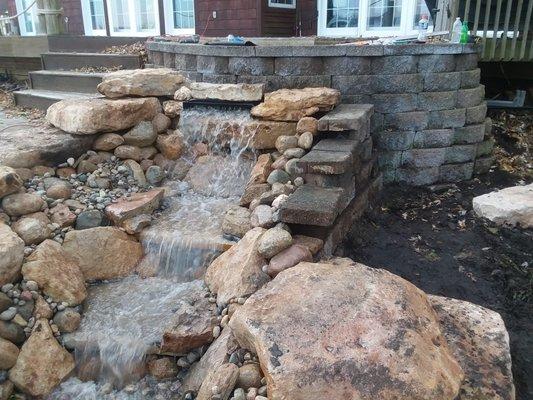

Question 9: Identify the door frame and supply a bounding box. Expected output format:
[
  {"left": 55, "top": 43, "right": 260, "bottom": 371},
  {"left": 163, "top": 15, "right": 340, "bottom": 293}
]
[{"left": 163, "top": 0, "right": 195, "bottom": 36}]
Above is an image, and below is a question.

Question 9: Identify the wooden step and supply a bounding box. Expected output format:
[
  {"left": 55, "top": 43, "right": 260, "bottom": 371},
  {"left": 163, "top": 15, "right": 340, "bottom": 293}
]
[
  {"left": 29, "top": 70, "right": 104, "bottom": 93},
  {"left": 14, "top": 89, "right": 102, "bottom": 111},
  {"left": 41, "top": 52, "right": 141, "bottom": 71}
]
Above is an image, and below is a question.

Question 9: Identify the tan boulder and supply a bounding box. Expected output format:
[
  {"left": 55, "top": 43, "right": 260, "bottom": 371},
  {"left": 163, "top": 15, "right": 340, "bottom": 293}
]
[
  {"left": 189, "top": 82, "right": 264, "bottom": 102},
  {"left": 430, "top": 295, "right": 516, "bottom": 400},
  {"left": 1, "top": 192, "right": 44, "bottom": 216},
  {"left": 251, "top": 88, "right": 341, "bottom": 121},
  {"left": 0, "top": 380, "right": 14, "bottom": 400},
  {"left": 156, "top": 131, "right": 184, "bottom": 160},
  {"left": 248, "top": 154, "right": 272, "bottom": 185},
  {"left": 49, "top": 203, "right": 77, "bottom": 228},
  {"left": 222, "top": 206, "right": 252, "bottom": 239},
  {"left": 163, "top": 100, "right": 183, "bottom": 117},
  {"left": 240, "top": 183, "right": 270, "bottom": 207},
  {"left": 229, "top": 261, "right": 463, "bottom": 400},
  {"left": 0, "top": 337, "right": 19, "bottom": 369},
  {"left": 205, "top": 227, "right": 270, "bottom": 306},
  {"left": 296, "top": 116, "right": 319, "bottom": 135},
  {"left": 97, "top": 68, "right": 186, "bottom": 98},
  {"left": 105, "top": 188, "right": 164, "bottom": 224},
  {"left": 196, "top": 363, "right": 239, "bottom": 400},
  {"left": 0, "top": 223, "right": 25, "bottom": 286},
  {"left": 12, "top": 215, "right": 51, "bottom": 245},
  {"left": 183, "top": 155, "right": 225, "bottom": 196},
  {"left": 9, "top": 319, "right": 75, "bottom": 397},
  {"left": 292, "top": 235, "right": 324, "bottom": 255},
  {"left": 46, "top": 97, "right": 161, "bottom": 135},
  {"left": 22, "top": 240, "right": 86, "bottom": 306},
  {"left": 147, "top": 357, "right": 178, "bottom": 380},
  {"left": 93, "top": 133, "right": 124, "bottom": 151},
  {"left": 62, "top": 227, "right": 142, "bottom": 281},
  {"left": 0, "top": 166, "right": 22, "bottom": 199}
]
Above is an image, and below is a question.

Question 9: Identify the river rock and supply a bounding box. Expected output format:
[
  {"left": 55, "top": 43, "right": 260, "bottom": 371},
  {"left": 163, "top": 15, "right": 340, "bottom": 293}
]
[
  {"left": 0, "top": 320, "right": 25, "bottom": 344},
  {"left": 75, "top": 210, "right": 103, "bottom": 230},
  {"left": 52, "top": 308, "right": 81, "bottom": 333},
  {"left": 250, "top": 205, "right": 274, "bottom": 228},
  {"left": 0, "top": 381, "right": 14, "bottom": 400},
  {"left": 0, "top": 166, "right": 22, "bottom": 199},
  {"left": 156, "top": 132, "right": 184, "bottom": 160},
  {"left": 93, "top": 133, "right": 124, "bottom": 151},
  {"left": 275, "top": 135, "right": 299, "bottom": 153},
  {"left": 473, "top": 183, "right": 533, "bottom": 228},
  {"left": 292, "top": 235, "right": 324, "bottom": 255},
  {"left": 152, "top": 113, "right": 171, "bottom": 134},
  {"left": 205, "top": 227, "right": 269, "bottom": 306},
  {"left": 0, "top": 293, "right": 11, "bottom": 312},
  {"left": 105, "top": 188, "right": 164, "bottom": 224},
  {"left": 163, "top": 100, "right": 183, "bottom": 117},
  {"left": 46, "top": 97, "right": 162, "bottom": 135},
  {"left": 1, "top": 193, "right": 44, "bottom": 216},
  {"left": 240, "top": 183, "right": 270, "bottom": 207},
  {"left": 266, "top": 244, "right": 312, "bottom": 277},
  {"left": 251, "top": 88, "right": 341, "bottom": 121},
  {"left": 0, "top": 337, "right": 19, "bottom": 369},
  {"left": 229, "top": 260, "right": 463, "bottom": 400},
  {"left": 145, "top": 165, "right": 165, "bottom": 185},
  {"left": 296, "top": 116, "right": 318, "bottom": 135},
  {"left": 266, "top": 169, "right": 290, "bottom": 185},
  {"left": 123, "top": 121, "right": 157, "bottom": 147},
  {"left": 0, "top": 224, "right": 24, "bottom": 286},
  {"left": 139, "top": 146, "right": 158, "bottom": 161},
  {"left": 196, "top": 363, "right": 239, "bottom": 400},
  {"left": 430, "top": 295, "right": 515, "bottom": 400},
  {"left": 248, "top": 154, "right": 272, "bottom": 185},
  {"left": 189, "top": 82, "right": 264, "bottom": 102},
  {"left": 147, "top": 357, "right": 178, "bottom": 380},
  {"left": 114, "top": 145, "right": 142, "bottom": 162},
  {"left": 97, "top": 68, "right": 186, "bottom": 98},
  {"left": 12, "top": 216, "right": 51, "bottom": 245},
  {"left": 9, "top": 319, "right": 75, "bottom": 397},
  {"left": 22, "top": 240, "right": 86, "bottom": 306},
  {"left": 49, "top": 203, "right": 77, "bottom": 228},
  {"left": 257, "top": 227, "right": 292, "bottom": 259},
  {"left": 62, "top": 227, "right": 142, "bottom": 281},
  {"left": 237, "top": 363, "right": 262, "bottom": 390},
  {"left": 298, "top": 131, "right": 314, "bottom": 149},
  {"left": 222, "top": 206, "right": 252, "bottom": 238},
  {"left": 33, "top": 295, "right": 53, "bottom": 319},
  {"left": 283, "top": 147, "right": 306, "bottom": 159},
  {"left": 123, "top": 159, "right": 147, "bottom": 187},
  {"left": 122, "top": 214, "right": 151, "bottom": 235}
]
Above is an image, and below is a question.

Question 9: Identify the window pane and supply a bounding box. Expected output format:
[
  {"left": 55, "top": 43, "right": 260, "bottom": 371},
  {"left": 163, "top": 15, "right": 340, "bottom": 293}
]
[
  {"left": 136, "top": 0, "right": 155, "bottom": 30},
  {"left": 173, "top": 0, "right": 195, "bottom": 29},
  {"left": 90, "top": 0, "right": 105, "bottom": 30},
  {"left": 368, "top": 0, "right": 402, "bottom": 29},
  {"left": 112, "top": 0, "right": 130, "bottom": 31},
  {"left": 326, "top": 0, "right": 359, "bottom": 28},
  {"left": 21, "top": 0, "right": 34, "bottom": 32},
  {"left": 413, "top": 0, "right": 433, "bottom": 29}
]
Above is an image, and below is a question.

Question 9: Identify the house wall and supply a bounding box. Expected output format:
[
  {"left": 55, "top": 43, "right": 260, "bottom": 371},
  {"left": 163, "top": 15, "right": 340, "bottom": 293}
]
[{"left": 195, "top": 0, "right": 261, "bottom": 37}]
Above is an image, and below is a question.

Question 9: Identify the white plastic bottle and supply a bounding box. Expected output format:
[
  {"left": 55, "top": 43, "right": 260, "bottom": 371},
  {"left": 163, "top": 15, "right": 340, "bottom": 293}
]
[
  {"left": 451, "top": 17, "right": 462, "bottom": 43},
  {"left": 417, "top": 14, "right": 429, "bottom": 42}
]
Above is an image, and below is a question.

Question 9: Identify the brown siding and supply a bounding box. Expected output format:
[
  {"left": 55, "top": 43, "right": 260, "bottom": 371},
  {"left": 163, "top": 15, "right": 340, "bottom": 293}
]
[
  {"left": 260, "top": 0, "right": 297, "bottom": 36},
  {"left": 63, "top": 0, "right": 85, "bottom": 35},
  {"left": 195, "top": 0, "right": 260, "bottom": 37},
  {"left": 298, "top": 0, "right": 317, "bottom": 36}
]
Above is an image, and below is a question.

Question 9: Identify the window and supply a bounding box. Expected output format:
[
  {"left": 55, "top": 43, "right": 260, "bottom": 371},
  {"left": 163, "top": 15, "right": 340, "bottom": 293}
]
[
  {"left": 15, "top": 0, "right": 38, "bottom": 36},
  {"left": 112, "top": 0, "right": 131, "bottom": 31},
  {"left": 136, "top": 0, "right": 156, "bottom": 30},
  {"left": 164, "top": 0, "right": 195, "bottom": 34},
  {"left": 412, "top": 0, "right": 432, "bottom": 29},
  {"left": 269, "top": 0, "right": 296, "bottom": 9},
  {"left": 327, "top": 0, "right": 359, "bottom": 28},
  {"left": 89, "top": 0, "right": 105, "bottom": 30},
  {"left": 368, "top": 0, "right": 402, "bottom": 29}
]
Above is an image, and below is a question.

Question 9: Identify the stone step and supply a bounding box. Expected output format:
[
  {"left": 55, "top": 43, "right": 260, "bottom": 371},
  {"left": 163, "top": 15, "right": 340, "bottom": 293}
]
[
  {"left": 318, "top": 104, "right": 374, "bottom": 132},
  {"left": 29, "top": 70, "right": 104, "bottom": 93},
  {"left": 14, "top": 89, "right": 102, "bottom": 111},
  {"left": 296, "top": 149, "right": 353, "bottom": 175},
  {"left": 279, "top": 185, "right": 345, "bottom": 227},
  {"left": 41, "top": 52, "right": 141, "bottom": 71}
]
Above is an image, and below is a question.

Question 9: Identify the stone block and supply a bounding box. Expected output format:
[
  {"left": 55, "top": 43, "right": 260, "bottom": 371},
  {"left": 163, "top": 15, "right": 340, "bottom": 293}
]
[
  {"left": 280, "top": 75, "right": 332, "bottom": 89},
  {"left": 274, "top": 57, "right": 324, "bottom": 76},
  {"left": 174, "top": 54, "right": 197, "bottom": 71},
  {"left": 413, "top": 129, "right": 454, "bottom": 148},
  {"left": 149, "top": 51, "right": 163, "bottom": 65},
  {"left": 196, "top": 56, "right": 229, "bottom": 74},
  {"left": 291, "top": 45, "right": 348, "bottom": 57},
  {"left": 313, "top": 139, "right": 359, "bottom": 153},
  {"left": 279, "top": 185, "right": 345, "bottom": 226},
  {"left": 422, "top": 72, "right": 461, "bottom": 91},
  {"left": 341, "top": 94, "right": 372, "bottom": 104},
  {"left": 445, "top": 145, "right": 476, "bottom": 163},
  {"left": 428, "top": 109, "right": 466, "bottom": 129},
  {"left": 228, "top": 57, "right": 274, "bottom": 76},
  {"left": 439, "top": 162, "right": 474, "bottom": 182},
  {"left": 476, "top": 138, "right": 495, "bottom": 157},
  {"left": 384, "top": 111, "right": 428, "bottom": 130},
  {"left": 201, "top": 74, "right": 237, "bottom": 84},
  {"left": 323, "top": 57, "right": 371, "bottom": 74},
  {"left": 371, "top": 56, "right": 417, "bottom": 74},
  {"left": 345, "top": 46, "right": 384, "bottom": 56},
  {"left": 454, "top": 53, "right": 478, "bottom": 71},
  {"left": 396, "top": 167, "right": 440, "bottom": 185},
  {"left": 375, "top": 130, "right": 415, "bottom": 151},
  {"left": 484, "top": 117, "right": 493, "bottom": 138},
  {"left": 372, "top": 93, "right": 418, "bottom": 113},
  {"left": 359, "top": 136, "right": 374, "bottom": 161},
  {"left": 371, "top": 74, "right": 423, "bottom": 93},
  {"left": 383, "top": 43, "right": 464, "bottom": 55},
  {"left": 377, "top": 151, "right": 403, "bottom": 169},
  {"left": 453, "top": 124, "right": 485, "bottom": 144},
  {"left": 466, "top": 103, "right": 487, "bottom": 124},
  {"left": 176, "top": 71, "right": 202, "bottom": 82},
  {"left": 418, "top": 91, "right": 457, "bottom": 111},
  {"left": 371, "top": 113, "right": 384, "bottom": 133},
  {"left": 382, "top": 168, "right": 397, "bottom": 183},
  {"left": 163, "top": 52, "right": 175, "bottom": 69},
  {"left": 237, "top": 75, "right": 283, "bottom": 92},
  {"left": 331, "top": 75, "right": 372, "bottom": 95},
  {"left": 474, "top": 156, "right": 494, "bottom": 174},
  {"left": 460, "top": 69, "right": 481, "bottom": 88},
  {"left": 297, "top": 150, "right": 353, "bottom": 175},
  {"left": 303, "top": 171, "right": 355, "bottom": 190},
  {"left": 418, "top": 54, "right": 455, "bottom": 72},
  {"left": 317, "top": 104, "right": 373, "bottom": 132},
  {"left": 402, "top": 148, "right": 446, "bottom": 168}
]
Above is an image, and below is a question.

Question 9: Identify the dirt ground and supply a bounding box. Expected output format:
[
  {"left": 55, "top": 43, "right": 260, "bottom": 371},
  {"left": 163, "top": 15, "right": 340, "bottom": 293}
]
[{"left": 341, "top": 110, "right": 533, "bottom": 399}]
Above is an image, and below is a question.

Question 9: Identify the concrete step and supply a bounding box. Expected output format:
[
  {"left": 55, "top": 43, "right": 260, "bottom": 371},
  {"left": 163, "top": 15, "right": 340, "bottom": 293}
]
[
  {"left": 41, "top": 52, "right": 141, "bottom": 71},
  {"left": 14, "top": 89, "right": 102, "bottom": 111},
  {"left": 29, "top": 70, "right": 104, "bottom": 93},
  {"left": 318, "top": 104, "right": 374, "bottom": 132}
]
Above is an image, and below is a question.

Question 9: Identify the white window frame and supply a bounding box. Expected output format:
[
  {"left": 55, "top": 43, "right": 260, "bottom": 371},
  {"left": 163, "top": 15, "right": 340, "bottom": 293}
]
[
  {"left": 106, "top": 0, "right": 160, "bottom": 37},
  {"left": 268, "top": 0, "right": 296, "bottom": 9},
  {"left": 81, "top": 0, "right": 106, "bottom": 36},
  {"left": 318, "top": 0, "right": 432, "bottom": 38},
  {"left": 15, "top": 0, "right": 38, "bottom": 36},
  {"left": 163, "top": 0, "right": 195, "bottom": 35}
]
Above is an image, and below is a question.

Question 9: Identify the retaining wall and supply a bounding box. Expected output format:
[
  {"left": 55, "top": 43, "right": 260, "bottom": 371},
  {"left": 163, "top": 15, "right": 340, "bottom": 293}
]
[{"left": 146, "top": 41, "right": 492, "bottom": 185}]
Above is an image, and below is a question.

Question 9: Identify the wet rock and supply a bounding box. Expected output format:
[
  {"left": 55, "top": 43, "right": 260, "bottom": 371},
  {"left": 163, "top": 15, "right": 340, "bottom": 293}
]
[
  {"left": 156, "top": 132, "right": 184, "bottom": 160},
  {"left": 49, "top": 203, "right": 77, "bottom": 228},
  {"left": 296, "top": 116, "right": 318, "bottom": 135},
  {"left": 46, "top": 97, "right": 162, "bottom": 135},
  {"left": 250, "top": 205, "right": 274, "bottom": 228},
  {"left": 275, "top": 135, "right": 299, "bottom": 153},
  {"left": 1, "top": 193, "right": 44, "bottom": 216},
  {"left": 251, "top": 88, "right": 341, "bottom": 121},
  {"left": 122, "top": 214, "right": 151, "bottom": 235},
  {"left": 257, "top": 228, "right": 292, "bottom": 259},
  {"left": 205, "top": 228, "right": 269, "bottom": 306},
  {"left": 267, "top": 244, "right": 312, "bottom": 277},
  {"left": 240, "top": 183, "right": 270, "bottom": 207},
  {"left": 152, "top": 114, "right": 171, "bottom": 134},
  {"left": 63, "top": 227, "right": 142, "bottom": 281},
  {"left": 229, "top": 261, "right": 463, "bottom": 400},
  {"left": 163, "top": 100, "right": 184, "bottom": 117},
  {"left": 12, "top": 216, "right": 51, "bottom": 245},
  {"left": 146, "top": 165, "right": 165, "bottom": 185},
  {"left": 267, "top": 169, "right": 290, "bottom": 185},
  {"left": 114, "top": 145, "right": 142, "bottom": 161},
  {"left": 430, "top": 295, "right": 515, "bottom": 400},
  {"left": 0, "top": 307, "right": 16, "bottom": 321},
  {"left": 189, "top": 82, "right": 264, "bottom": 102},
  {"left": 0, "top": 321, "right": 25, "bottom": 344},
  {"left": 196, "top": 363, "right": 239, "bottom": 400},
  {"left": 0, "top": 166, "right": 22, "bottom": 199},
  {"left": 147, "top": 357, "right": 178, "bottom": 380},
  {"left": 93, "top": 133, "right": 124, "bottom": 151},
  {"left": 298, "top": 131, "right": 314, "bottom": 150},
  {"left": 247, "top": 154, "right": 272, "bottom": 185},
  {"left": 75, "top": 210, "right": 103, "bottom": 230},
  {"left": 105, "top": 188, "right": 164, "bottom": 224},
  {"left": 123, "top": 121, "right": 157, "bottom": 147},
  {"left": 183, "top": 155, "right": 229, "bottom": 196},
  {"left": 97, "top": 68, "right": 186, "bottom": 98},
  {"left": 292, "top": 235, "right": 324, "bottom": 255},
  {"left": 0, "top": 224, "right": 24, "bottom": 286},
  {"left": 9, "top": 319, "right": 75, "bottom": 397},
  {"left": 222, "top": 206, "right": 252, "bottom": 239},
  {"left": 473, "top": 183, "right": 533, "bottom": 228},
  {"left": 22, "top": 240, "right": 86, "bottom": 306},
  {"left": 52, "top": 308, "right": 81, "bottom": 333},
  {"left": 237, "top": 363, "right": 262, "bottom": 390}
]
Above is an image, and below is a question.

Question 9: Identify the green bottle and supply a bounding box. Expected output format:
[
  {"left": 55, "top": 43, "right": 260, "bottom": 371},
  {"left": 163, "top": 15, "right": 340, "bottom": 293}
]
[{"left": 460, "top": 21, "right": 469, "bottom": 44}]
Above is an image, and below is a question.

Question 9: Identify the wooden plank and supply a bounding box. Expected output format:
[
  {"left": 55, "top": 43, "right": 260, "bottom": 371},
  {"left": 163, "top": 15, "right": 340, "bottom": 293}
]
[
  {"left": 472, "top": 0, "right": 482, "bottom": 32},
  {"left": 481, "top": 0, "right": 493, "bottom": 60},
  {"left": 510, "top": 0, "right": 524, "bottom": 60},
  {"left": 519, "top": 0, "right": 533, "bottom": 59},
  {"left": 499, "top": 0, "right": 514, "bottom": 60},
  {"left": 490, "top": 0, "right": 503, "bottom": 60},
  {"left": 464, "top": 0, "right": 471, "bottom": 22}
]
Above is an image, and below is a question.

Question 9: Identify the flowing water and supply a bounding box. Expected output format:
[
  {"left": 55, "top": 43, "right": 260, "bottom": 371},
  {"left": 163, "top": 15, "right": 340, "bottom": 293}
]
[{"left": 50, "top": 106, "right": 257, "bottom": 399}]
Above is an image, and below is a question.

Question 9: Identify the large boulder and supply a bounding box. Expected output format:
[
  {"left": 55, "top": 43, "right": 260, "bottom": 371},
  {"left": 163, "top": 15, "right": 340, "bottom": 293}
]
[
  {"left": 105, "top": 188, "right": 164, "bottom": 224},
  {"left": 1, "top": 193, "right": 44, "bottom": 216},
  {"left": 0, "top": 336, "right": 19, "bottom": 369},
  {"left": 188, "top": 82, "right": 264, "bottom": 102},
  {"left": 9, "top": 319, "right": 75, "bottom": 397},
  {"left": 229, "top": 260, "right": 463, "bottom": 400},
  {"left": 62, "top": 227, "right": 142, "bottom": 281},
  {"left": 473, "top": 183, "right": 533, "bottom": 228},
  {"left": 222, "top": 206, "right": 252, "bottom": 238},
  {"left": 12, "top": 215, "right": 51, "bottom": 245},
  {"left": 46, "top": 97, "right": 161, "bottom": 135},
  {"left": 430, "top": 295, "right": 516, "bottom": 400},
  {"left": 0, "top": 223, "right": 25, "bottom": 286},
  {"left": 205, "top": 227, "right": 270, "bottom": 306},
  {"left": 22, "top": 240, "right": 86, "bottom": 306},
  {"left": 0, "top": 166, "right": 22, "bottom": 199},
  {"left": 196, "top": 363, "right": 239, "bottom": 400},
  {"left": 97, "top": 68, "right": 186, "bottom": 98},
  {"left": 251, "top": 87, "right": 341, "bottom": 121}
]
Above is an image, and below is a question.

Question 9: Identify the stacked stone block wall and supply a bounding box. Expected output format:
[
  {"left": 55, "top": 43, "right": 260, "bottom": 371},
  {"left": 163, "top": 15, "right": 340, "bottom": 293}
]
[{"left": 146, "top": 42, "right": 491, "bottom": 185}]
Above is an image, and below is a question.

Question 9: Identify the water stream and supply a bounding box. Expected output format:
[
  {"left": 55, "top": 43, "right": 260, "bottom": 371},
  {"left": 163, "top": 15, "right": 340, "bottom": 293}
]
[{"left": 50, "top": 106, "right": 257, "bottom": 399}]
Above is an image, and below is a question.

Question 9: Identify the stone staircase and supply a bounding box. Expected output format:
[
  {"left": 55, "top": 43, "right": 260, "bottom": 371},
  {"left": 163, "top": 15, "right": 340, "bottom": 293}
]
[{"left": 14, "top": 52, "right": 141, "bottom": 111}]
